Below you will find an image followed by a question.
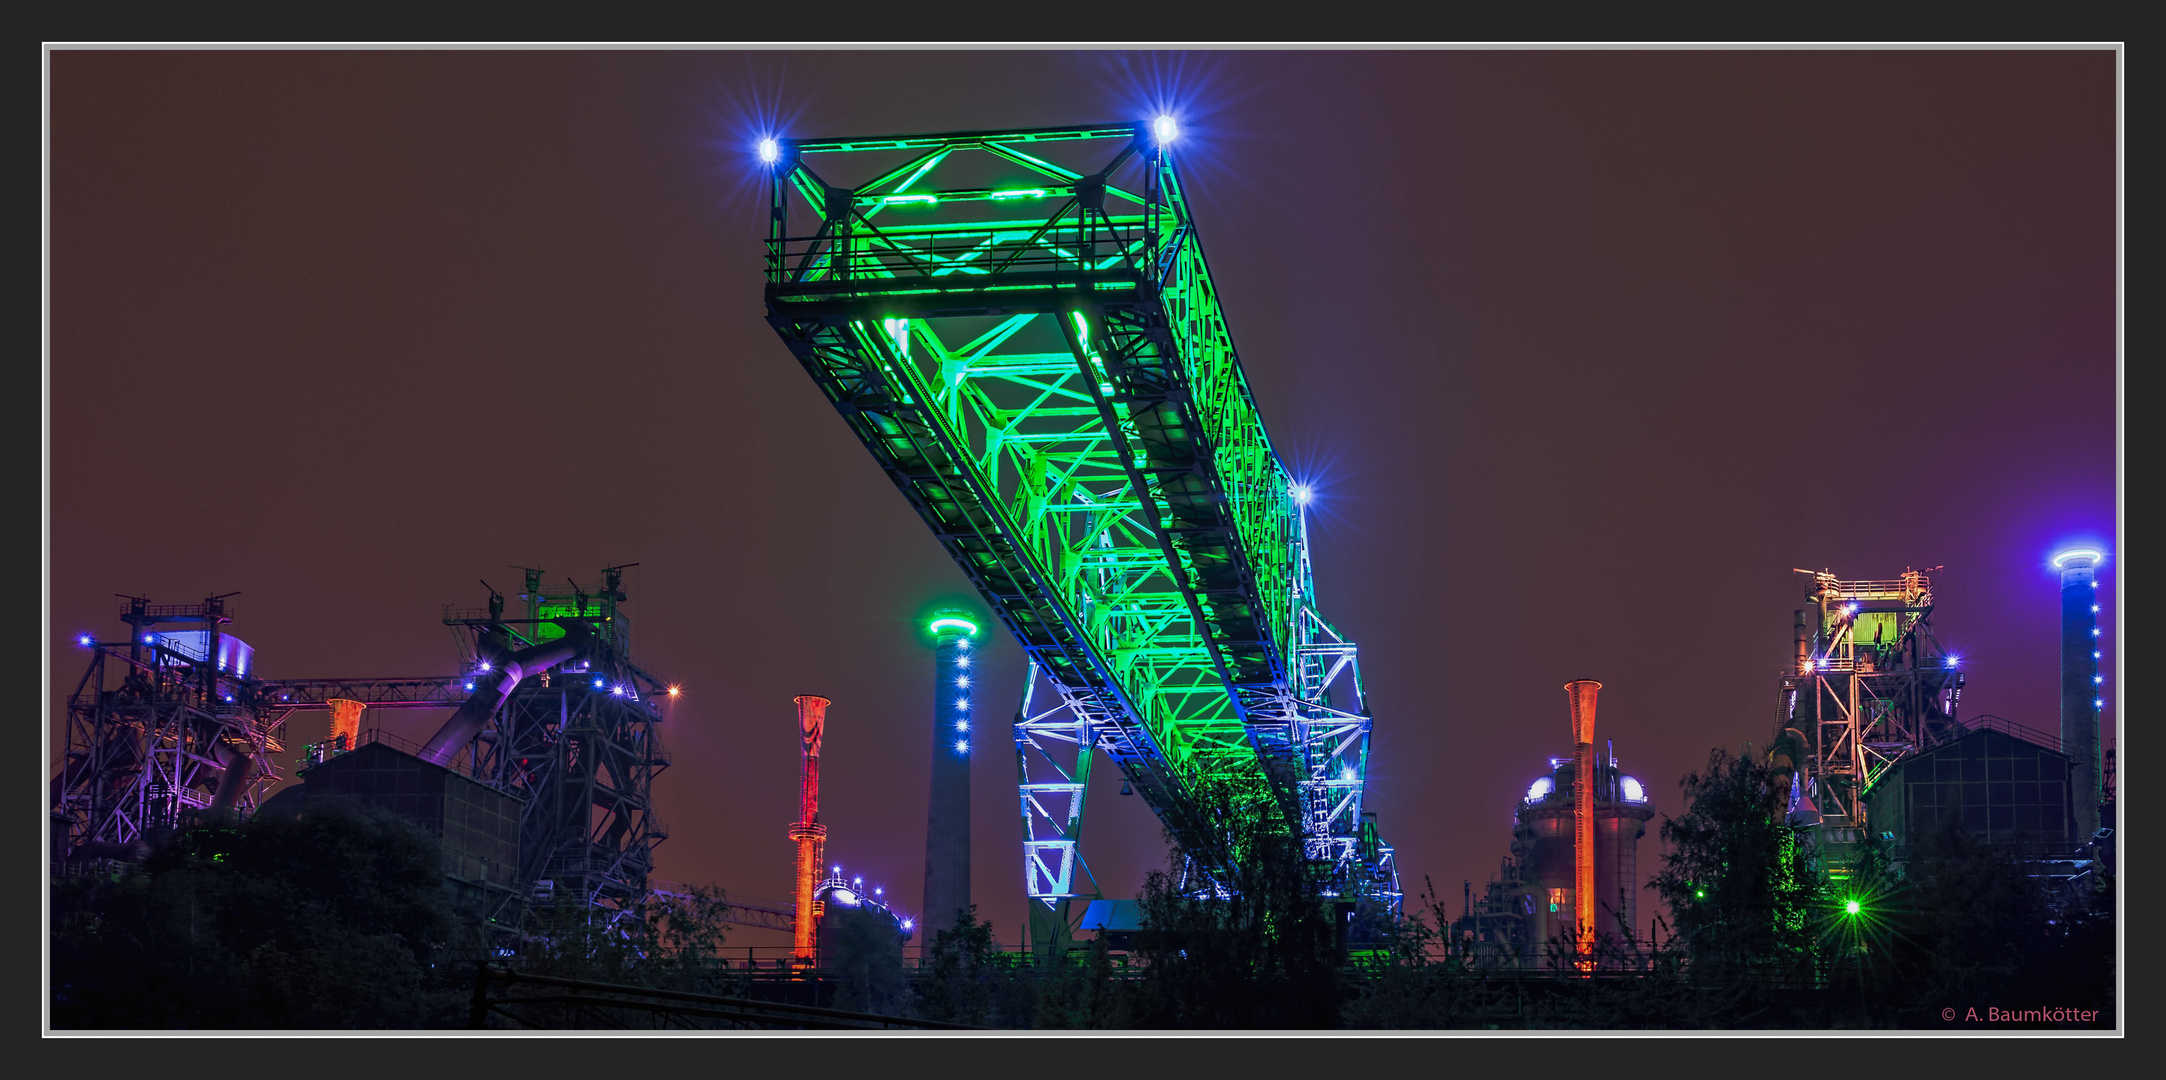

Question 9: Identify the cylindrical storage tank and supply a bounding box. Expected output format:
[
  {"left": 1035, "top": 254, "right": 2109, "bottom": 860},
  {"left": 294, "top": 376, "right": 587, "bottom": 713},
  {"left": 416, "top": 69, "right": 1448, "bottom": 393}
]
[
  {"left": 1517, "top": 757, "right": 1654, "bottom": 965},
  {"left": 1516, "top": 763, "right": 1576, "bottom": 963},
  {"left": 1593, "top": 768, "right": 1655, "bottom": 949}
]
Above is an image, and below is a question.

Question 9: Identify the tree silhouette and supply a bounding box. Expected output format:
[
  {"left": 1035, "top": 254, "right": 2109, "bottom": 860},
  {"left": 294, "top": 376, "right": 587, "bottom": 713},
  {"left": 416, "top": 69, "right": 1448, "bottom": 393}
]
[{"left": 51, "top": 805, "right": 463, "bottom": 1028}]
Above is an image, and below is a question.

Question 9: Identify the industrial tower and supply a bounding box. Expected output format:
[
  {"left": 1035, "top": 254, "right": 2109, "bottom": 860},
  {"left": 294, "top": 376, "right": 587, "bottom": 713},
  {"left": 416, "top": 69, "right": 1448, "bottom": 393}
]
[
  {"left": 57, "top": 594, "right": 279, "bottom": 863},
  {"left": 1564, "top": 680, "right": 1599, "bottom": 968},
  {"left": 790, "top": 695, "right": 829, "bottom": 962},
  {"left": 756, "top": 122, "right": 1400, "bottom": 938},
  {"left": 923, "top": 613, "right": 976, "bottom": 936},
  {"left": 58, "top": 569, "right": 677, "bottom": 934},
  {"left": 2053, "top": 549, "right": 2106, "bottom": 841},
  {"left": 1772, "top": 567, "right": 1964, "bottom": 877},
  {"left": 433, "top": 566, "right": 673, "bottom": 919}
]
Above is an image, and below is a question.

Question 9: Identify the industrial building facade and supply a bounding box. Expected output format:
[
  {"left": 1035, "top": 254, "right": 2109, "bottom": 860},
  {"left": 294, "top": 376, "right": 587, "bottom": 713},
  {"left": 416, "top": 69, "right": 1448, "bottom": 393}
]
[{"left": 1866, "top": 722, "right": 2077, "bottom": 857}]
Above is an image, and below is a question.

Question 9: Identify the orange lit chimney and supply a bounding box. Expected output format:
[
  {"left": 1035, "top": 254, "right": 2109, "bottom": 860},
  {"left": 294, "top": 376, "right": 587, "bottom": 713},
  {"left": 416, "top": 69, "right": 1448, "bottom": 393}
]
[
  {"left": 1565, "top": 679, "right": 1601, "bottom": 970},
  {"left": 327, "top": 698, "right": 366, "bottom": 752},
  {"left": 788, "top": 695, "right": 830, "bottom": 963}
]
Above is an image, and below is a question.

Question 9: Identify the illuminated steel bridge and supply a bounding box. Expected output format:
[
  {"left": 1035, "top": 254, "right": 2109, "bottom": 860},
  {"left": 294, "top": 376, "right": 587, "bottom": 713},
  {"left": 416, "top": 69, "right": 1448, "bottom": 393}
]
[{"left": 756, "top": 121, "right": 1399, "bottom": 937}]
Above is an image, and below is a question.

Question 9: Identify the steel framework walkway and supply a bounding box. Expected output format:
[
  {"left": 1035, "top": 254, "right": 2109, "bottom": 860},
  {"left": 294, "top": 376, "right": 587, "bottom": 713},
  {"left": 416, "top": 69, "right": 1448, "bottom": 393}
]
[{"left": 758, "top": 123, "right": 1399, "bottom": 927}]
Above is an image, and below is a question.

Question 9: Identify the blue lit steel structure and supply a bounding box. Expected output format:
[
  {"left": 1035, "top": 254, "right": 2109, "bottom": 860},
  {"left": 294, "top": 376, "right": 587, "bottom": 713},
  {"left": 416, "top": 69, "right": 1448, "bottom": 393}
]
[{"left": 56, "top": 594, "right": 283, "bottom": 861}]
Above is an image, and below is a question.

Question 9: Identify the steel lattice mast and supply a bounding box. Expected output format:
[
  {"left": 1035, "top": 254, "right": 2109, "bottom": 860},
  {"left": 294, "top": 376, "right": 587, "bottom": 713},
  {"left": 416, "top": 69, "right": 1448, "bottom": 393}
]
[{"left": 756, "top": 123, "right": 1399, "bottom": 924}]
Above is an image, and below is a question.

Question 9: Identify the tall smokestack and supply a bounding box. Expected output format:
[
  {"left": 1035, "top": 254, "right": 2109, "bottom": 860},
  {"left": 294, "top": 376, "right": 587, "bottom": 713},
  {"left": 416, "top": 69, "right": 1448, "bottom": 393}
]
[
  {"left": 1565, "top": 679, "right": 1601, "bottom": 969},
  {"left": 789, "top": 695, "right": 830, "bottom": 963},
  {"left": 2055, "top": 550, "right": 2102, "bottom": 842},
  {"left": 923, "top": 612, "right": 978, "bottom": 937}
]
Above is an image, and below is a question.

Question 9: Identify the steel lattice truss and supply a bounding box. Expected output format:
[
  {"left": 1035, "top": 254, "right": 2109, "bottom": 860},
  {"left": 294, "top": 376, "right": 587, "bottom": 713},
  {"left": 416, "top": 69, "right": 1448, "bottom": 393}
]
[
  {"left": 56, "top": 583, "right": 673, "bottom": 932},
  {"left": 758, "top": 124, "right": 1398, "bottom": 913},
  {"left": 56, "top": 600, "right": 286, "bottom": 857},
  {"left": 1776, "top": 569, "right": 1964, "bottom": 871},
  {"left": 445, "top": 577, "right": 674, "bottom": 921}
]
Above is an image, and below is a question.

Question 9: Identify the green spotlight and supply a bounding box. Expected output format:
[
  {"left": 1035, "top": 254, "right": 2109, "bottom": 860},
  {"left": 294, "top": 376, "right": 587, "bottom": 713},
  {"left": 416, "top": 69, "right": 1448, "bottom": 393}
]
[{"left": 1844, "top": 899, "right": 1862, "bottom": 916}]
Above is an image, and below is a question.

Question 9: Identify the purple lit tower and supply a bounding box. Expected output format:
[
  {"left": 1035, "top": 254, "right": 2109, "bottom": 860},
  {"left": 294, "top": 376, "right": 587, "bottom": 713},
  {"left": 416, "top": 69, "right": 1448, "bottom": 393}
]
[{"left": 2054, "top": 549, "right": 2104, "bottom": 840}]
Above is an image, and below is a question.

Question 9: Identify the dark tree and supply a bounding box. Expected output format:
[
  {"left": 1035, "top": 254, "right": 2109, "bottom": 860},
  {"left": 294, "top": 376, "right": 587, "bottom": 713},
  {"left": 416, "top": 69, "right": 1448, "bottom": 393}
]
[
  {"left": 1127, "top": 772, "right": 1343, "bottom": 1028},
  {"left": 909, "top": 904, "right": 1003, "bottom": 1025},
  {"left": 1831, "top": 821, "right": 2115, "bottom": 1026},
  {"left": 516, "top": 883, "right": 734, "bottom": 996},
  {"left": 51, "top": 805, "right": 464, "bottom": 1028}
]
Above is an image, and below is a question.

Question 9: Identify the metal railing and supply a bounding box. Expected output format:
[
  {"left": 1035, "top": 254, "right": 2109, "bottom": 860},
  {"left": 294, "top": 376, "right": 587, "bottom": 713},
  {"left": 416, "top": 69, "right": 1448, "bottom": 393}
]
[
  {"left": 1814, "top": 577, "right": 1930, "bottom": 603},
  {"left": 765, "top": 228, "right": 1153, "bottom": 285},
  {"left": 303, "top": 726, "right": 509, "bottom": 789},
  {"left": 1959, "top": 713, "right": 2062, "bottom": 752}
]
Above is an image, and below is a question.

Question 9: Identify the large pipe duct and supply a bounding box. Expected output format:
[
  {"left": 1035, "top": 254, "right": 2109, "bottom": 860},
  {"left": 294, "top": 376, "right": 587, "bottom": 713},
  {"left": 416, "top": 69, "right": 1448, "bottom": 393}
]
[
  {"left": 2055, "top": 550, "right": 2102, "bottom": 841},
  {"left": 789, "top": 695, "right": 830, "bottom": 963},
  {"left": 208, "top": 742, "right": 256, "bottom": 815},
  {"left": 1565, "top": 679, "right": 1601, "bottom": 969},
  {"left": 421, "top": 621, "right": 591, "bottom": 766}
]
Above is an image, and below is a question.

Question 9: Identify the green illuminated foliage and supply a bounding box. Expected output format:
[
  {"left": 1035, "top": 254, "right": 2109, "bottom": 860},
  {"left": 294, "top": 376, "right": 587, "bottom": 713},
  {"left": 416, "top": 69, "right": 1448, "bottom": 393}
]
[{"left": 1651, "top": 748, "right": 1831, "bottom": 989}]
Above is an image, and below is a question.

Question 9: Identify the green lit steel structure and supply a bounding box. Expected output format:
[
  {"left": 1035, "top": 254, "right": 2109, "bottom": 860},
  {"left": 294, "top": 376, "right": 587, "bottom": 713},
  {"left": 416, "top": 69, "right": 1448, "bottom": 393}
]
[{"left": 758, "top": 123, "right": 1399, "bottom": 929}]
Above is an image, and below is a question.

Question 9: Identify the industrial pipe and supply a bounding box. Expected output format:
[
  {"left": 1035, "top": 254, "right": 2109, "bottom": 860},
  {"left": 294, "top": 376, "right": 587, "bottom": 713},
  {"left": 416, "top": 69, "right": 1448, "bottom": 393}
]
[
  {"left": 790, "top": 695, "right": 830, "bottom": 963},
  {"left": 421, "top": 621, "right": 591, "bottom": 766},
  {"left": 1768, "top": 726, "right": 1808, "bottom": 815},
  {"left": 1565, "top": 679, "right": 1601, "bottom": 970}
]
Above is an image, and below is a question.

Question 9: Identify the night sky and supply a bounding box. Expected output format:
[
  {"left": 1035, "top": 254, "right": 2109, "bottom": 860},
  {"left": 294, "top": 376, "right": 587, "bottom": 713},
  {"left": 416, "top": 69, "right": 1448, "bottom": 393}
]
[{"left": 47, "top": 49, "right": 2118, "bottom": 945}]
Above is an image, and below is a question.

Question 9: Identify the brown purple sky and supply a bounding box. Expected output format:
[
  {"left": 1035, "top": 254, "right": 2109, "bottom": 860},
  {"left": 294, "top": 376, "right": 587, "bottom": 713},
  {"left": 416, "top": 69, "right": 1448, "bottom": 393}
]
[{"left": 48, "top": 49, "right": 2118, "bottom": 943}]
